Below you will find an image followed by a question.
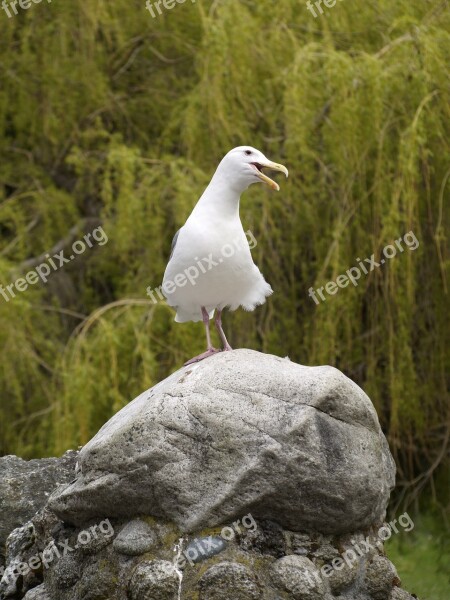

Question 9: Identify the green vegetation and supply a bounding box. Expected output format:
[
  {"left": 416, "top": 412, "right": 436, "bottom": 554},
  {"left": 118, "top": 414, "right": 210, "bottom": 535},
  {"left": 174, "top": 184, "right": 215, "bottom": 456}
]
[
  {"left": 387, "top": 511, "right": 450, "bottom": 599},
  {"left": 0, "top": 0, "right": 448, "bottom": 536}
]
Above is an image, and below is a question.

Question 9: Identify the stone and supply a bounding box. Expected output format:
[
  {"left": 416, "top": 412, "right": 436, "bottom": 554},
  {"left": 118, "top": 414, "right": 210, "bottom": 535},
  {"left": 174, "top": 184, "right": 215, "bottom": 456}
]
[
  {"left": 113, "top": 519, "right": 157, "bottom": 556},
  {"left": 51, "top": 554, "right": 81, "bottom": 589},
  {"left": 185, "top": 536, "right": 227, "bottom": 564},
  {"left": 311, "top": 540, "right": 340, "bottom": 562},
  {"left": 327, "top": 559, "right": 360, "bottom": 594},
  {"left": 0, "top": 564, "right": 19, "bottom": 599},
  {"left": 365, "top": 555, "right": 399, "bottom": 599},
  {"left": 198, "top": 562, "right": 261, "bottom": 600},
  {"left": 270, "top": 555, "right": 325, "bottom": 599},
  {"left": 0, "top": 512, "right": 419, "bottom": 600},
  {"left": 390, "top": 587, "right": 416, "bottom": 600},
  {"left": 75, "top": 560, "right": 118, "bottom": 600},
  {"left": 48, "top": 350, "right": 395, "bottom": 534},
  {"left": 4, "top": 521, "right": 35, "bottom": 559},
  {"left": 0, "top": 521, "right": 39, "bottom": 598},
  {"left": 78, "top": 526, "right": 115, "bottom": 556},
  {"left": 129, "top": 560, "right": 180, "bottom": 600},
  {"left": 23, "top": 584, "right": 51, "bottom": 599},
  {"left": 0, "top": 451, "right": 77, "bottom": 562},
  {"left": 290, "top": 532, "right": 315, "bottom": 556},
  {"left": 239, "top": 519, "right": 286, "bottom": 558}
]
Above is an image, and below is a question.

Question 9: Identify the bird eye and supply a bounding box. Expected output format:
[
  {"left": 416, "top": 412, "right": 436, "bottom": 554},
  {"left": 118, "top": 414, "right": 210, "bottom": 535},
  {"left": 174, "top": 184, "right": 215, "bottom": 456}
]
[{"left": 244, "top": 150, "right": 253, "bottom": 156}]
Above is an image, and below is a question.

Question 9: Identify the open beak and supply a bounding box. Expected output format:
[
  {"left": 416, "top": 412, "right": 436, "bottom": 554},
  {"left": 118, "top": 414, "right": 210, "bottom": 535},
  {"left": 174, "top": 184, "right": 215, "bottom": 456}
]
[{"left": 251, "top": 160, "right": 289, "bottom": 191}]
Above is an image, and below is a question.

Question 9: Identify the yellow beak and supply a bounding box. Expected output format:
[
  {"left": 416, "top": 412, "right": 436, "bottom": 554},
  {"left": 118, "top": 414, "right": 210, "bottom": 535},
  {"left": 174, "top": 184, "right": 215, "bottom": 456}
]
[{"left": 253, "top": 160, "right": 289, "bottom": 191}]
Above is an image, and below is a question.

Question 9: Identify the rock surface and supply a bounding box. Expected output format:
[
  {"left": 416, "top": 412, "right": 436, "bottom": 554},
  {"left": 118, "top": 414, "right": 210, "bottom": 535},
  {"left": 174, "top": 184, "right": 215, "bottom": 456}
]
[
  {"left": 270, "top": 555, "right": 325, "bottom": 599},
  {"left": 0, "top": 350, "right": 419, "bottom": 600},
  {"left": 113, "top": 519, "right": 157, "bottom": 556},
  {"left": 22, "top": 585, "right": 51, "bottom": 600},
  {"left": 198, "top": 562, "right": 261, "bottom": 600},
  {"left": 129, "top": 560, "right": 180, "bottom": 600},
  {"left": 0, "top": 510, "right": 418, "bottom": 600},
  {"left": 48, "top": 350, "right": 395, "bottom": 533},
  {"left": 0, "top": 452, "right": 78, "bottom": 564}
]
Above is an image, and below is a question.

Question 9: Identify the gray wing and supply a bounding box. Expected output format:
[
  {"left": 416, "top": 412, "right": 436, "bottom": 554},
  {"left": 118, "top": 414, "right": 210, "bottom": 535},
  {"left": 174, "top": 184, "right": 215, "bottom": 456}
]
[{"left": 169, "top": 229, "right": 180, "bottom": 260}]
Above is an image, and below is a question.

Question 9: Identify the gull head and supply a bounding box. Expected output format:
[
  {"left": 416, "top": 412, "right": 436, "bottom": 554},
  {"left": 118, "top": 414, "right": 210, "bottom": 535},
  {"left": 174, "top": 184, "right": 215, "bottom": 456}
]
[{"left": 217, "top": 146, "right": 288, "bottom": 193}]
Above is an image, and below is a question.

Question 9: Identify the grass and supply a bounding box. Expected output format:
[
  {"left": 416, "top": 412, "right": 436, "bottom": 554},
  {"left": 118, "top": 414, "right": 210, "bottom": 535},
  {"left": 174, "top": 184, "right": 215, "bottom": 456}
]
[{"left": 386, "top": 511, "right": 450, "bottom": 600}]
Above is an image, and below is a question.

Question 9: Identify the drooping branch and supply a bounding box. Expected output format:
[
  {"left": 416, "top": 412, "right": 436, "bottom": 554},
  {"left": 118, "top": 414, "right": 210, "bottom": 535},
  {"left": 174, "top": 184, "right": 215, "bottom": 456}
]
[{"left": 17, "top": 217, "right": 102, "bottom": 272}]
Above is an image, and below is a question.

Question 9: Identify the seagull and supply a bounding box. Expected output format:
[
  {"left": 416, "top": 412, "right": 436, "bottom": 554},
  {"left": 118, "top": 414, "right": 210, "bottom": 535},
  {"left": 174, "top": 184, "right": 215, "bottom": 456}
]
[{"left": 162, "top": 146, "right": 288, "bottom": 365}]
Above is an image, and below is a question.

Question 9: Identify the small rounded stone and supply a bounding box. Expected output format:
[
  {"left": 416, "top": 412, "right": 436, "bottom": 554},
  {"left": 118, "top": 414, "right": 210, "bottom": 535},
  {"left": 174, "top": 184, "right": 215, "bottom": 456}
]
[
  {"left": 113, "top": 519, "right": 157, "bottom": 556},
  {"left": 75, "top": 561, "right": 117, "bottom": 600},
  {"left": 270, "top": 555, "right": 325, "bottom": 599},
  {"left": 327, "top": 559, "right": 359, "bottom": 594},
  {"left": 365, "top": 555, "right": 399, "bottom": 600},
  {"left": 51, "top": 555, "right": 81, "bottom": 589},
  {"left": 129, "top": 561, "right": 180, "bottom": 600},
  {"left": 199, "top": 561, "right": 261, "bottom": 600}
]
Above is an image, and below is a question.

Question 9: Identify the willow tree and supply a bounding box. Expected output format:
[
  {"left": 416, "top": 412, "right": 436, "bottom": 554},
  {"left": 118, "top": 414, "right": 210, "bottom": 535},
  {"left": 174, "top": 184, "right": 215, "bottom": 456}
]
[{"left": 0, "top": 0, "right": 448, "bottom": 508}]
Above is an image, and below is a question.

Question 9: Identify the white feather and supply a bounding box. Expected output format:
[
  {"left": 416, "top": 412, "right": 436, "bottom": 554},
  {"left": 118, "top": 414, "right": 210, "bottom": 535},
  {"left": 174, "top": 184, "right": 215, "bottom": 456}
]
[{"left": 162, "top": 146, "right": 282, "bottom": 323}]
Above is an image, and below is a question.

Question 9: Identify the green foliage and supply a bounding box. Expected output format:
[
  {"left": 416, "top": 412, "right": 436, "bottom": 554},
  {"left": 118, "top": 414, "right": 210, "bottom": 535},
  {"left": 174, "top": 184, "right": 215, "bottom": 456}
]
[
  {"left": 0, "top": 0, "right": 448, "bottom": 507},
  {"left": 387, "top": 511, "right": 450, "bottom": 599}
]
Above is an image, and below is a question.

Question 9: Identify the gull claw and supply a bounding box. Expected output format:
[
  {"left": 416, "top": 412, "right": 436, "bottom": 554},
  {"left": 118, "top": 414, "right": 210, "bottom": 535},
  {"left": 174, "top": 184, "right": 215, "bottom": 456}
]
[{"left": 184, "top": 348, "right": 221, "bottom": 366}]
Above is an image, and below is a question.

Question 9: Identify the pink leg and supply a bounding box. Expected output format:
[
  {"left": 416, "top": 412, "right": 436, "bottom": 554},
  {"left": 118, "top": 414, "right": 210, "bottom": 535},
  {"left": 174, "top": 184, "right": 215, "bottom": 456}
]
[
  {"left": 215, "top": 309, "right": 233, "bottom": 351},
  {"left": 184, "top": 307, "right": 220, "bottom": 365}
]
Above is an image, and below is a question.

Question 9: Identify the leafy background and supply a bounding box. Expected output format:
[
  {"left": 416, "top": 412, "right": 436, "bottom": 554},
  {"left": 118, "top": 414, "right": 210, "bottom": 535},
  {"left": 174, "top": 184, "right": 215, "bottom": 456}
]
[{"left": 0, "top": 0, "right": 449, "bottom": 596}]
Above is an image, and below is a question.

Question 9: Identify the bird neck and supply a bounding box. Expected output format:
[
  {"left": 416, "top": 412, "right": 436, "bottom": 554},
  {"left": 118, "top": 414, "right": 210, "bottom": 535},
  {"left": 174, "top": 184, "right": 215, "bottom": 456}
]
[{"left": 193, "top": 171, "right": 243, "bottom": 220}]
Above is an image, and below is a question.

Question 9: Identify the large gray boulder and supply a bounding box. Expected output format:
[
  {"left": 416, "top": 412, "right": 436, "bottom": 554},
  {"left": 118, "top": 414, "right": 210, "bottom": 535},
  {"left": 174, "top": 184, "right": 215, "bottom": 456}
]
[
  {"left": 0, "top": 452, "right": 77, "bottom": 563},
  {"left": 48, "top": 350, "right": 395, "bottom": 533}
]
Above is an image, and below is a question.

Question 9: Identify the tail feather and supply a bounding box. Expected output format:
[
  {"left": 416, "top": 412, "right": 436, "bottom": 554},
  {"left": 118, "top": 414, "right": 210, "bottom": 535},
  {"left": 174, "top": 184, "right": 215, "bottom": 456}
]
[{"left": 175, "top": 307, "right": 215, "bottom": 323}]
